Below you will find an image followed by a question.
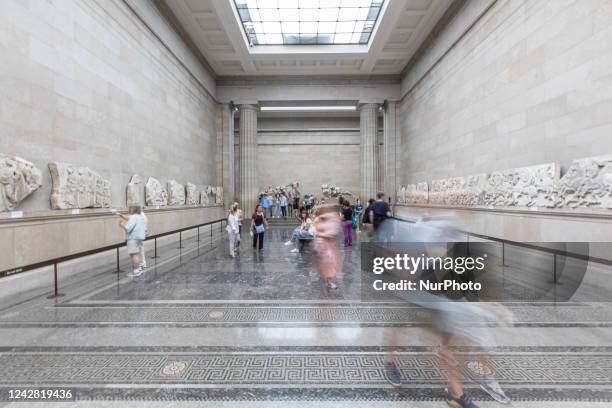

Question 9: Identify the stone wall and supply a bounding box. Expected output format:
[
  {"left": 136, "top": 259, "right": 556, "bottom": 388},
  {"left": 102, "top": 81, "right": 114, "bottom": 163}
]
[
  {"left": 399, "top": 0, "right": 612, "bottom": 187},
  {"left": 234, "top": 116, "right": 368, "bottom": 201},
  {"left": 0, "top": 0, "right": 218, "bottom": 212}
]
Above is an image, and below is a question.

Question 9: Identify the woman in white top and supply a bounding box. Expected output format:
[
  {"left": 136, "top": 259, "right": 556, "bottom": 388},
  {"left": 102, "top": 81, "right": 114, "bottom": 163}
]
[{"left": 227, "top": 203, "right": 240, "bottom": 258}]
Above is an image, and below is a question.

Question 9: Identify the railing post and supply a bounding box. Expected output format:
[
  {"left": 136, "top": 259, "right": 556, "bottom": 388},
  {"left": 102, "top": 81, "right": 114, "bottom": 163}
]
[
  {"left": 178, "top": 231, "right": 183, "bottom": 249},
  {"left": 501, "top": 242, "right": 507, "bottom": 267},
  {"left": 210, "top": 223, "right": 213, "bottom": 240},
  {"left": 553, "top": 253, "right": 557, "bottom": 284},
  {"left": 196, "top": 226, "right": 201, "bottom": 242},
  {"left": 114, "top": 247, "right": 123, "bottom": 274},
  {"left": 46, "top": 262, "right": 65, "bottom": 299},
  {"left": 151, "top": 237, "right": 159, "bottom": 259}
]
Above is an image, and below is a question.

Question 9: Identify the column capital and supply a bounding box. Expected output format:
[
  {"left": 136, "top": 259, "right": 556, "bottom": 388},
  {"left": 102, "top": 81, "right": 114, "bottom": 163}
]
[
  {"left": 234, "top": 101, "right": 259, "bottom": 111},
  {"left": 358, "top": 101, "right": 384, "bottom": 111}
]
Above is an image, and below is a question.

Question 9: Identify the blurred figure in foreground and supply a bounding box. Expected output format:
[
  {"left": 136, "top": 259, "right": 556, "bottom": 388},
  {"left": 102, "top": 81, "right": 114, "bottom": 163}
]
[
  {"left": 312, "top": 204, "right": 342, "bottom": 289},
  {"left": 373, "top": 217, "right": 512, "bottom": 407}
]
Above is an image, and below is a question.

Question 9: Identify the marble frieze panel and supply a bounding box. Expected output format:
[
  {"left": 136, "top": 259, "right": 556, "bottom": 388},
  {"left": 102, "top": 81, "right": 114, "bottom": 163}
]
[
  {"left": 167, "top": 180, "right": 185, "bottom": 206},
  {"left": 49, "top": 162, "right": 111, "bottom": 209},
  {"left": 145, "top": 177, "right": 167, "bottom": 206},
  {"left": 126, "top": 174, "right": 143, "bottom": 206},
  {"left": 186, "top": 183, "right": 199, "bottom": 206},
  {"left": 405, "top": 182, "right": 429, "bottom": 204},
  {"left": 550, "top": 155, "right": 612, "bottom": 209},
  {"left": 0, "top": 154, "right": 42, "bottom": 212},
  {"left": 484, "top": 163, "right": 559, "bottom": 208}
]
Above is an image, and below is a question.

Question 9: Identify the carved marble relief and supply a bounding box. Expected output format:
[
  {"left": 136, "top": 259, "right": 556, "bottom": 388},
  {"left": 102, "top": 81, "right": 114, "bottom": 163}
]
[
  {"left": 215, "top": 186, "right": 224, "bottom": 204},
  {"left": 320, "top": 184, "right": 353, "bottom": 198},
  {"left": 405, "top": 182, "right": 429, "bottom": 204},
  {"left": 145, "top": 177, "right": 167, "bottom": 206},
  {"left": 396, "top": 186, "right": 406, "bottom": 204},
  {"left": 126, "top": 174, "right": 143, "bottom": 206},
  {"left": 484, "top": 163, "right": 559, "bottom": 207},
  {"left": 200, "top": 188, "right": 210, "bottom": 206},
  {"left": 49, "top": 162, "right": 111, "bottom": 210},
  {"left": 185, "top": 183, "right": 199, "bottom": 206},
  {"left": 167, "top": 180, "right": 185, "bottom": 206},
  {"left": 0, "top": 154, "right": 42, "bottom": 212},
  {"left": 550, "top": 155, "right": 612, "bottom": 209}
]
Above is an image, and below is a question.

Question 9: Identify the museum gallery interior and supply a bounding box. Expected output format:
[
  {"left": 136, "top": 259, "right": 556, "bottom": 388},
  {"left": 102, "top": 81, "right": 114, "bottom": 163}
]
[{"left": 1, "top": 0, "right": 612, "bottom": 406}]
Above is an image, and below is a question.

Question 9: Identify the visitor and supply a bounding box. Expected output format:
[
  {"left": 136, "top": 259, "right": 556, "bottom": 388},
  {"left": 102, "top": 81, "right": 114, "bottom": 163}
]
[
  {"left": 354, "top": 197, "right": 364, "bottom": 233},
  {"left": 226, "top": 203, "right": 240, "bottom": 258},
  {"left": 292, "top": 195, "right": 300, "bottom": 217},
  {"left": 361, "top": 198, "right": 375, "bottom": 239},
  {"left": 284, "top": 210, "right": 314, "bottom": 253},
  {"left": 118, "top": 206, "right": 146, "bottom": 277},
  {"left": 312, "top": 204, "right": 341, "bottom": 289},
  {"left": 370, "top": 192, "right": 392, "bottom": 231},
  {"left": 261, "top": 194, "right": 272, "bottom": 219},
  {"left": 139, "top": 208, "right": 148, "bottom": 269},
  {"left": 280, "top": 193, "right": 288, "bottom": 218},
  {"left": 251, "top": 204, "right": 268, "bottom": 250},
  {"left": 235, "top": 202, "right": 243, "bottom": 251},
  {"left": 274, "top": 193, "right": 282, "bottom": 218},
  {"left": 340, "top": 199, "right": 353, "bottom": 247}
]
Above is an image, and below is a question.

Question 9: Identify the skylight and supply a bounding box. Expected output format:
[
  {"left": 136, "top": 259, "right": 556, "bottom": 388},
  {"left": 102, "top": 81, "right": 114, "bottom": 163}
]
[{"left": 233, "top": 0, "right": 385, "bottom": 46}]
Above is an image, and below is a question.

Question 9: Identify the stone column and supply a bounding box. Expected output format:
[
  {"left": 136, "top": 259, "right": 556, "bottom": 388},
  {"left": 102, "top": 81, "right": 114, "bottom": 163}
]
[
  {"left": 238, "top": 104, "right": 258, "bottom": 214},
  {"left": 383, "top": 101, "right": 398, "bottom": 201},
  {"left": 359, "top": 103, "right": 380, "bottom": 200},
  {"left": 220, "top": 104, "right": 235, "bottom": 208}
]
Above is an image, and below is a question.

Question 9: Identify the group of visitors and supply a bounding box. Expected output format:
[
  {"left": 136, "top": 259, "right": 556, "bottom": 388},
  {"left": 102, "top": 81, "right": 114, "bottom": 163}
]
[
  {"left": 226, "top": 201, "right": 269, "bottom": 256},
  {"left": 258, "top": 192, "right": 289, "bottom": 218}
]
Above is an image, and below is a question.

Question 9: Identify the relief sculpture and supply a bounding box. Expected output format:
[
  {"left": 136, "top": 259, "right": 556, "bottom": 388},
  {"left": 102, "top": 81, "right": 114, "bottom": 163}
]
[
  {"left": 484, "top": 163, "right": 559, "bottom": 207},
  {"left": 49, "top": 162, "right": 111, "bottom": 210},
  {"left": 550, "top": 156, "right": 612, "bottom": 209},
  {"left": 167, "top": 180, "right": 185, "bottom": 206},
  {"left": 126, "top": 174, "right": 143, "bottom": 206},
  {"left": 405, "top": 182, "right": 429, "bottom": 204},
  {"left": 0, "top": 154, "right": 42, "bottom": 212},
  {"left": 145, "top": 177, "right": 167, "bottom": 206},
  {"left": 185, "top": 183, "right": 199, "bottom": 206}
]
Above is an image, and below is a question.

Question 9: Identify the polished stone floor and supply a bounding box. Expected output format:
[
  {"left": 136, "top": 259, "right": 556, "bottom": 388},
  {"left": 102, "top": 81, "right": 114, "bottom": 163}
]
[{"left": 1, "top": 222, "right": 612, "bottom": 407}]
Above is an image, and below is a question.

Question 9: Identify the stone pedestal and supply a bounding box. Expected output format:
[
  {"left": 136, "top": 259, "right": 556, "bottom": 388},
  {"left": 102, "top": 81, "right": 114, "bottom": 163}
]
[
  {"left": 238, "top": 104, "right": 258, "bottom": 214},
  {"left": 359, "top": 103, "right": 380, "bottom": 200}
]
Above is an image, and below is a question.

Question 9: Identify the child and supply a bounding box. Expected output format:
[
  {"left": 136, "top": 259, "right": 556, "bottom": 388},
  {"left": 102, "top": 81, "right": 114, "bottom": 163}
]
[{"left": 118, "top": 206, "right": 146, "bottom": 277}]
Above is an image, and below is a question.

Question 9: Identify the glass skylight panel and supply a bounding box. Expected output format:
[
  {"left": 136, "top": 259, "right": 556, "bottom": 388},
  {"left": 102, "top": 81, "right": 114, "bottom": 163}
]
[{"left": 234, "top": 0, "right": 384, "bottom": 45}]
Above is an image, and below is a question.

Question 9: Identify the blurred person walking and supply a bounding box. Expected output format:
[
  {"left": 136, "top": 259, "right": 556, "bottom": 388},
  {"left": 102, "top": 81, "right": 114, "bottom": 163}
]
[
  {"left": 370, "top": 192, "right": 392, "bottom": 231},
  {"left": 340, "top": 199, "right": 354, "bottom": 246},
  {"left": 312, "top": 204, "right": 342, "bottom": 289}
]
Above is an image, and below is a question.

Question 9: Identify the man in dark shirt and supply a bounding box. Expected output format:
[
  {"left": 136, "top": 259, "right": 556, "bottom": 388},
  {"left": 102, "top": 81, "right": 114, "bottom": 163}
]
[{"left": 370, "top": 192, "right": 391, "bottom": 230}]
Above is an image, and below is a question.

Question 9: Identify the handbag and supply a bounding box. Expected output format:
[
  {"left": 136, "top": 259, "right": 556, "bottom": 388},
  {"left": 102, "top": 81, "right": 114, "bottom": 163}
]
[{"left": 255, "top": 224, "right": 265, "bottom": 234}]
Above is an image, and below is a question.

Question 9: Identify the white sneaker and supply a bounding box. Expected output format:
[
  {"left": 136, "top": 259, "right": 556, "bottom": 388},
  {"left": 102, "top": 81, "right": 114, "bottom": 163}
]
[
  {"left": 290, "top": 248, "right": 299, "bottom": 253},
  {"left": 284, "top": 241, "right": 293, "bottom": 246}
]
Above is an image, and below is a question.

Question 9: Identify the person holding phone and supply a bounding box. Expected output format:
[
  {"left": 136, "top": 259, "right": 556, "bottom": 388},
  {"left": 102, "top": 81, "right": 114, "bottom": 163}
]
[{"left": 118, "top": 206, "right": 146, "bottom": 277}]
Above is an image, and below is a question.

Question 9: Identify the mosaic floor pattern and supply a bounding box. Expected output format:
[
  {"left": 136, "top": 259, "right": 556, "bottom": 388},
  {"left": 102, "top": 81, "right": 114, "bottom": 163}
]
[{"left": 0, "top": 224, "right": 611, "bottom": 406}]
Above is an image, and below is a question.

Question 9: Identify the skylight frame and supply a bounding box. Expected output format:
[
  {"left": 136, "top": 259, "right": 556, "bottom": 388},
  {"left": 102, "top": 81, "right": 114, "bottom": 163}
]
[{"left": 233, "top": 0, "right": 385, "bottom": 46}]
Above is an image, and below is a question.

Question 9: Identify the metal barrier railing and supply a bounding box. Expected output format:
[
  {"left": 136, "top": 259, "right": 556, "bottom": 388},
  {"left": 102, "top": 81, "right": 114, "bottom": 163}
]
[
  {"left": 0, "top": 218, "right": 226, "bottom": 299},
  {"left": 392, "top": 216, "right": 612, "bottom": 277}
]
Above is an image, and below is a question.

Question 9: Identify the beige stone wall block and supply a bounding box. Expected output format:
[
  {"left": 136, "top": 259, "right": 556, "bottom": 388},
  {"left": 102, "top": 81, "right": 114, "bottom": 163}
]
[
  {"left": 0, "top": 228, "right": 15, "bottom": 271},
  {"left": 13, "top": 221, "right": 69, "bottom": 266}
]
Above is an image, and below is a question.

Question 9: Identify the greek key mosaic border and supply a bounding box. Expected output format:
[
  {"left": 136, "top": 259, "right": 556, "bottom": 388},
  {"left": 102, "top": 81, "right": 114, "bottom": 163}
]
[
  {"left": 1, "top": 352, "right": 611, "bottom": 386},
  {"left": 2, "top": 304, "right": 612, "bottom": 327}
]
